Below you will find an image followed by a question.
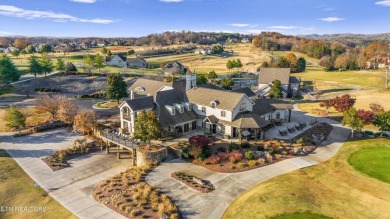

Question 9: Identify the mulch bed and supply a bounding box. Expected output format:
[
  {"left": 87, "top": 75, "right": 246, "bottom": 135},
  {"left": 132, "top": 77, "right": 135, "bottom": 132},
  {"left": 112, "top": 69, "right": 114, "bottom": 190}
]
[
  {"left": 191, "top": 154, "right": 295, "bottom": 173},
  {"left": 171, "top": 172, "right": 215, "bottom": 193},
  {"left": 93, "top": 167, "right": 181, "bottom": 219}
]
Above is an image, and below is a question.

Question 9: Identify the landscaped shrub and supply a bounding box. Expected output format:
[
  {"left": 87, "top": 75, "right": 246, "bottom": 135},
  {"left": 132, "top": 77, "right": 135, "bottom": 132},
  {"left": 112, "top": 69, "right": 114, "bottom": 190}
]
[
  {"left": 229, "top": 150, "right": 243, "bottom": 163},
  {"left": 208, "top": 155, "right": 221, "bottom": 164},
  {"left": 189, "top": 135, "right": 210, "bottom": 159},
  {"left": 229, "top": 164, "right": 236, "bottom": 170},
  {"left": 266, "top": 154, "right": 273, "bottom": 162},
  {"left": 241, "top": 141, "right": 250, "bottom": 148},
  {"left": 237, "top": 162, "right": 247, "bottom": 168},
  {"left": 244, "top": 151, "right": 255, "bottom": 160},
  {"left": 257, "top": 145, "right": 264, "bottom": 151},
  {"left": 217, "top": 152, "right": 229, "bottom": 161},
  {"left": 248, "top": 160, "right": 258, "bottom": 167},
  {"left": 258, "top": 158, "right": 265, "bottom": 165},
  {"left": 198, "top": 152, "right": 206, "bottom": 161},
  {"left": 181, "top": 147, "right": 191, "bottom": 159},
  {"left": 228, "top": 142, "right": 239, "bottom": 151},
  {"left": 364, "top": 130, "right": 374, "bottom": 135},
  {"left": 203, "top": 146, "right": 212, "bottom": 157},
  {"left": 275, "top": 154, "right": 282, "bottom": 159}
]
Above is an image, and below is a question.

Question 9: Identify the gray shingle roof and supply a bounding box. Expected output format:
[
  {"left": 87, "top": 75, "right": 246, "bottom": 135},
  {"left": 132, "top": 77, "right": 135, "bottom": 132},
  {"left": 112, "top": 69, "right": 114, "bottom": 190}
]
[
  {"left": 124, "top": 96, "right": 155, "bottom": 111},
  {"left": 129, "top": 78, "right": 171, "bottom": 96},
  {"left": 258, "top": 68, "right": 291, "bottom": 84},
  {"left": 289, "top": 76, "right": 300, "bottom": 84},
  {"left": 233, "top": 87, "right": 256, "bottom": 97},
  {"left": 253, "top": 99, "right": 293, "bottom": 116},
  {"left": 186, "top": 87, "right": 247, "bottom": 111}
]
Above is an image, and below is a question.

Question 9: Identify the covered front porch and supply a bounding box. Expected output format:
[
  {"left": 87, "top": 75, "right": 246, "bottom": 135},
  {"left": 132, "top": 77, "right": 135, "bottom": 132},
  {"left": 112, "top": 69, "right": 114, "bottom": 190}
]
[{"left": 203, "top": 112, "right": 269, "bottom": 141}]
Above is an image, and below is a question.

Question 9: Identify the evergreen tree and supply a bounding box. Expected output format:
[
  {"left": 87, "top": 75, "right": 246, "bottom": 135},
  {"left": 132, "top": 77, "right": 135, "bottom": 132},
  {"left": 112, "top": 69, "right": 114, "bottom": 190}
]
[
  {"left": 105, "top": 73, "right": 127, "bottom": 103},
  {"left": 107, "top": 50, "right": 112, "bottom": 56},
  {"left": 83, "top": 54, "right": 95, "bottom": 74},
  {"left": 373, "top": 110, "right": 390, "bottom": 136},
  {"left": 65, "top": 62, "right": 77, "bottom": 74},
  {"left": 28, "top": 55, "right": 43, "bottom": 78},
  {"left": 196, "top": 75, "right": 207, "bottom": 85},
  {"left": 40, "top": 53, "right": 53, "bottom": 77},
  {"left": 0, "top": 55, "right": 20, "bottom": 83},
  {"left": 207, "top": 70, "right": 217, "bottom": 79},
  {"left": 296, "top": 57, "right": 306, "bottom": 72},
  {"left": 55, "top": 57, "right": 65, "bottom": 73},
  {"left": 226, "top": 60, "right": 234, "bottom": 71},
  {"left": 269, "top": 80, "right": 283, "bottom": 99},
  {"left": 6, "top": 106, "right": 26, "bottom": 134}
]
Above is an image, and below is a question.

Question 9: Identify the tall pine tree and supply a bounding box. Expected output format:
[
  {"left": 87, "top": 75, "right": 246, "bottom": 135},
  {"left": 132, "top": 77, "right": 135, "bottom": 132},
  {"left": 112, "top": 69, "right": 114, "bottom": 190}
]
[{"left": 105, "top": 73, "right": 127, "bottom": 103}]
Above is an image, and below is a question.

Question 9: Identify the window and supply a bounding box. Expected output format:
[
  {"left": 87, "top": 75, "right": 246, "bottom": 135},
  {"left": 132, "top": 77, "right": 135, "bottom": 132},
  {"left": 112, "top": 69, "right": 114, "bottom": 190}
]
[
  {"left": 201, "top": 106, "right": 206, "bottom": 113},
  {"left": 276, "top": 112, "right": 281, "bottom": 119},
  {"left": 221, "top": 110, "right": 226, "bottom": 117},
  {"left": 239, "top": 103, "right": 247, "bottom": 112},
  {"left": 211, "top": 102, "right": 216, "bottom": 108}
]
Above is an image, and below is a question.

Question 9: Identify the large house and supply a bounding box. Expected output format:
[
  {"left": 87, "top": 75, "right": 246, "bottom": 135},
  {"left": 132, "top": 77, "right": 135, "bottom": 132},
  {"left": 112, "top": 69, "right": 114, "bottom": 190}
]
[
  {"left": 54, "top": 43, "right": 78, "bottom": 53},
  {"left": 164, "top": 61, "right": 187, "bottom": 76},
  {"left": 119, "top": 73, "right": 293, "bottom": 140},
  {"left": 257, "top": 68, "right": 300, "bottom": 98},
  {"left": 195, "top": 47, "right": 214, "bottom": 55},
  {"left": 106, "top": 54, "right": 148, "bottom": 68}
]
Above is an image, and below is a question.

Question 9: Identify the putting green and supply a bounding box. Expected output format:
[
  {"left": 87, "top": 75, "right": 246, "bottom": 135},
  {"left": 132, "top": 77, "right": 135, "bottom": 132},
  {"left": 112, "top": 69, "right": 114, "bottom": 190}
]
[{"left": 348, "top": 147, "right": 390, "bottom": 183}]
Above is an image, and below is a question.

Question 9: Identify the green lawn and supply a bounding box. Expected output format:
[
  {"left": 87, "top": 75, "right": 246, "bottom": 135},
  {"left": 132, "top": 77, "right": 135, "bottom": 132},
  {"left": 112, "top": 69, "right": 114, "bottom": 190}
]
[
  {"left": 271, "top": 212, "right": 332, "bottom": 219},
  {"left": 348, "top": 147, "right": 390, "bottom": 183},
  {"left": 0, "top": 150, "right": 76, "bottom": 219},
  {"left": 294, "top": 70, "right": 384, "bottom": 88},
  {"left": 223, "top": 139, "right": 390, "bottom": 219}
]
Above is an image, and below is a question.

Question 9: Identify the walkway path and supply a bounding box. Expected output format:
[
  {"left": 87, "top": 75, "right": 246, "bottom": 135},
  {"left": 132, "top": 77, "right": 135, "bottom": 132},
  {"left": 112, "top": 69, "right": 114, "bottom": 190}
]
[
  {"left": 146, "top": 106, "right": 351, "bottom": 219},
  {"left": 0, "top": 129, "right": 130, "bottom": 219}
]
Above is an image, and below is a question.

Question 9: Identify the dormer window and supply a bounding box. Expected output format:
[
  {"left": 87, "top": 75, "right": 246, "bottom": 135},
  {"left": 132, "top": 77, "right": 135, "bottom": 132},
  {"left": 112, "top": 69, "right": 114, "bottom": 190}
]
[
  {"left": 135, "top": 87, "right": 145, "bottom": 91},
  {"left": 210, "top": 100, "right": 220, "bottom": 108},
  {"left": 221, "top": 110, "right": 226, "bottom": 117},
  {"left": 239, "top": 103, "right": 247, "bottom": 112},
  {"left": 201, "top": 106, "right": 206, "bottom": 113},
  {"left": 174, "top": 103, "right": 184, "bottom": 113},
  {"left": 165, "top": 105, "right": 176, "bottom": 115},
  {"left": 184, "top": 102, "right": 192, "bottom": 111}
]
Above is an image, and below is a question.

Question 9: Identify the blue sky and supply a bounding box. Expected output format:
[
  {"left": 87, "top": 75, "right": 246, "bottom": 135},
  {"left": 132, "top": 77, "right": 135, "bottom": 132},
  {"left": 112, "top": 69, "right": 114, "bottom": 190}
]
[{"left": 0, "top": 0, "right": 389, "bottom": 37}]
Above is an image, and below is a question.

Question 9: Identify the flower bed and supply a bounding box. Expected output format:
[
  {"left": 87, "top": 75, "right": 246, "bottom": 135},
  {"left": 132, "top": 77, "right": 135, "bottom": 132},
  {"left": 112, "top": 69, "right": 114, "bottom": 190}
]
[
  {"left": 171, "top": 172, "right": 215, "bottom": 193},
  {"left": 42, "top": 138, "right": 104, "bottom": 171},
  {"left": 93, "top": 167, "right": 180, "bottom": 219}
]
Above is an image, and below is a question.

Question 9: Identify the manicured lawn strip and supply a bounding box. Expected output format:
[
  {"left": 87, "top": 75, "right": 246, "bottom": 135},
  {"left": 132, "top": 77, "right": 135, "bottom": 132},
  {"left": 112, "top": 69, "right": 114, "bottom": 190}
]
[
  {"left": 271, "top": 211, "right": 332, "bottom": 219},
  {"left": 0, "top": 150, "right": 76, "bottom": 219},
  {"left": 294, "top": 71, "right": 384, "bottom": 88},
  {"left": 223, "top": 139, "right": 390, "bottom": 219},
  {"left": 348, "top": 147, "right": 390, "bottom": 183}
]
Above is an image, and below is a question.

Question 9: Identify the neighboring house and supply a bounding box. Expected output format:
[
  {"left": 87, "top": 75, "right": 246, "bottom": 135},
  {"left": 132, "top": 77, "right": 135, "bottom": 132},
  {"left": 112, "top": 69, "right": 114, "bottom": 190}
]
[
  {"left": 256, "top": 68, "right": 300, "bottom": 98},
  {"left": 54, "top": 43, "right": 78, "bottom": 53},
  {"left": 80, "top": 42, "right": 91, "bottom": 49},
  {"left": 241, "top": 38, "right": 250, "bottom": 43},
  {"left": 4, "top": 47, "right": 18, "bottom": 53},
  {"left": 253, "top": 99, "right": 293, "bottom": 123},
  {"left": 164, "top": 61, "right": 187, "bottom": 76},
  {"left": 195, "top": 47, "right": 214, "bottom": 55},
  {"left": 119, "top": 73, "right": 293, "bottom": 140},
  {"left": 127, "top": 56, "right": 148, "bottom": 68},
  {"left": 97, "top": 41, "right": 107, "bottom": 47},
  {"left": 106, "top": 54, "right": 127, "bottom": 68}
]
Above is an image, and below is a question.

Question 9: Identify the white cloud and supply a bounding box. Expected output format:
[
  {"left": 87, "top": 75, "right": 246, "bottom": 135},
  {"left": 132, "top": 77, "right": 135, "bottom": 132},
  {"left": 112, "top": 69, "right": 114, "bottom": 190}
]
[
  {"left": 0, "top": 31, "right": 12, "bottom": 36},
  {"left": 230, "top": 23, "right": 250, "bottom": 27},
  {"left": 70, "top": 0, "right": 97, "bottom": 3},
  {"left": 269, "top": 25, "right": 300, "bottom": 29},
  {"left": 246, "top": 29, "right": 271, "bottom": 34},
  {"left": 0, "top": 5, "right": 115, "bottom": 24},
  {"left": 376, "top": 0, "right": 390, "bottom": 6},
  {"left": 160, "top": 0, "right": 184, "bottom": 2},
  {"left": 318, "top": 17, "right": 345, "bottom": 22}
]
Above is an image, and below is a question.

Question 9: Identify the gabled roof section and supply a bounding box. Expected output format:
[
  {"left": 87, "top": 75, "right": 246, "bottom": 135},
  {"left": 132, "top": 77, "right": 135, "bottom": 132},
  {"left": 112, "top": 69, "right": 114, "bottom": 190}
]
[
  {"left": 129, "top": 78, "right": 171, "bottom": 96},
  {"left": 258, "top": 68, "right": 291, "bottom": 84},
  {"left": 289, "top": 76, "right": 301, "bottom": 84},
  {"left": 253, "top": 99, "right": 293, "bottom": 116},
  {"left": 186, "top": 87, "right": 249, "bottom": 111},
  {"left": 123, "top": 96, "right": 155, "bottom": 111},
  {"left": 233, "top": 87, "right": 256, "bottom": 97}
]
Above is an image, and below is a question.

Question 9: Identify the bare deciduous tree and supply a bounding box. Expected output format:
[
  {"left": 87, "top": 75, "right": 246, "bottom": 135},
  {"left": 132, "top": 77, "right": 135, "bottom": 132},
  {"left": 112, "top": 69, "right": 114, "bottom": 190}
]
[
  {"left": 35, "top": 94, "right": 67, "bottom": 119},
  {"left": 57, "top": 99, "right": 78, "bottom": 125},
  {"left": 71, "top": 82, "right": 88, "bottom": 97}
]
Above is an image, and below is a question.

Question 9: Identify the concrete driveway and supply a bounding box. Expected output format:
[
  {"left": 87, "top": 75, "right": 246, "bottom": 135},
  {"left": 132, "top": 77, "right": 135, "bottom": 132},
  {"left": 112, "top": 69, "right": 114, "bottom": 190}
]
[
  {"left": 0, "top": 128, "right": 131, "bottom": 219},
  {"left": 146, "top": 105, "right": 351, "bottom": 219}
]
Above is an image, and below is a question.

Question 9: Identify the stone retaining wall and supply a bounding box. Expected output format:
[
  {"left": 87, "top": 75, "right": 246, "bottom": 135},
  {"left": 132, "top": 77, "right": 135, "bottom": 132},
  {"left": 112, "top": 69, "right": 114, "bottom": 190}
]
[{"left": 136, "top": 145, "right": 168, "bottom": 166}]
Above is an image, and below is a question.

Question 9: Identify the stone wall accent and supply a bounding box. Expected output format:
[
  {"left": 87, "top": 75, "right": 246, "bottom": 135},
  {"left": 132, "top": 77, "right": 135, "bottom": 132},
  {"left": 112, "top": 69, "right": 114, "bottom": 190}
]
[{"left": 136, "top": 145, "right": 168, "bottom": 166}]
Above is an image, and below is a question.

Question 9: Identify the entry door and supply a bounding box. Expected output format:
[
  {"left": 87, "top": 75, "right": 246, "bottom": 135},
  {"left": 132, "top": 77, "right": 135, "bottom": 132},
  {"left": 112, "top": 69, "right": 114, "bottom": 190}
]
[
  {"left": 212, "top": 124, "right": 217, "bottom": 134},
  {"left": 233, "top": 127, "right": 237, "bottom": 138}
]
